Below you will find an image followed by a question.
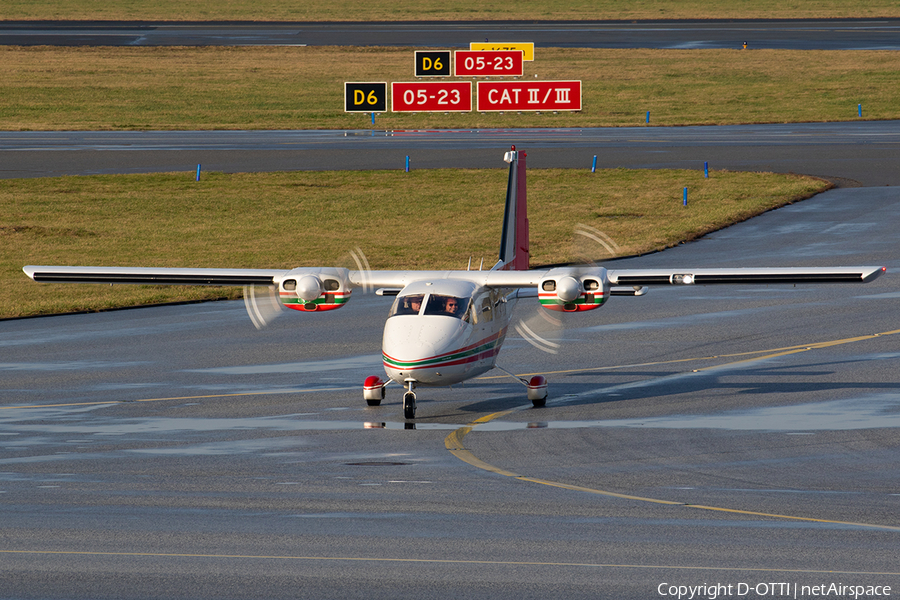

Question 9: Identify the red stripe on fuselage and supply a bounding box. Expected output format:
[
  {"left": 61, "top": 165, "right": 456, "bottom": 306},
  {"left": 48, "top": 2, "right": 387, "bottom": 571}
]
[
  {"left": 385, "top": 346, "right": 502, "bottom": 371},
  {"left": 382, "top": 329, "right": 506, "bottom": 370}
]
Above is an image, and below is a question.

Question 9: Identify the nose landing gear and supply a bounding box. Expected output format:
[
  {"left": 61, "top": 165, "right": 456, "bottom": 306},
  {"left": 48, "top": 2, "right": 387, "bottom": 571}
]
[{"left": 403, "top": 379, "right": 417, "bottom": 419}]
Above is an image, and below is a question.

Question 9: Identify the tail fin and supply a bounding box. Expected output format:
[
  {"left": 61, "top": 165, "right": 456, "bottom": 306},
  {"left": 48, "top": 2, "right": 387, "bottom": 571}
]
[{"left": 496, "top": 146, "right": 530, "bottom": 271}]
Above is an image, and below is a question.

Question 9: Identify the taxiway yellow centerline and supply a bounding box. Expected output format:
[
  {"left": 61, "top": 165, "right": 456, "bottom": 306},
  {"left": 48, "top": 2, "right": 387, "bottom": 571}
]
[{"left": 447, "top": 327, "right": 900, "bottom": 532}]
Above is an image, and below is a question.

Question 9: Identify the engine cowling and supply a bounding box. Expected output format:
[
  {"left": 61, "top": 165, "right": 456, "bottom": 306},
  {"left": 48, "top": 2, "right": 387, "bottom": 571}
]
[
  {"left": 278, "top": 268, "right": 352, "bottom": 312},
  {"left": 538, "top": 268, "right": 610, "bottom": 312}
]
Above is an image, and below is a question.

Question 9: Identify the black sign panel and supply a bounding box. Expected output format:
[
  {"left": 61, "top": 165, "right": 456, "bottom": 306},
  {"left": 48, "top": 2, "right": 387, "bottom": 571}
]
[
  {"left": 344, "top": 82, "right": 387, "bottom": 112},
  {"left": 414, "top": 51, "right": 451, "bottom": 77}
]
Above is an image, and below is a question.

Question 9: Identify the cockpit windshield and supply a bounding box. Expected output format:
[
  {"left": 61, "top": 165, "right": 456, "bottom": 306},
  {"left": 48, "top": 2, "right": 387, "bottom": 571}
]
[
  {"left": 389, "top": 294, "right": 425, "bottom": 317},
  {"left": 424, "top": 294, "right": 469, "bottom": 318},
  {"left": 389, "top": 293, "right": 470, "bottom": 320}
]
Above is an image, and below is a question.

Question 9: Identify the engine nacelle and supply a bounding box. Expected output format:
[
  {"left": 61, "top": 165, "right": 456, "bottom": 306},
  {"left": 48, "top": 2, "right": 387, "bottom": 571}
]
[
  {"left": 538, "top": 267, "right": 610, "bottom": 312},
  {"left": 278, "top": 267, "right": 352, "bottom": 312}
]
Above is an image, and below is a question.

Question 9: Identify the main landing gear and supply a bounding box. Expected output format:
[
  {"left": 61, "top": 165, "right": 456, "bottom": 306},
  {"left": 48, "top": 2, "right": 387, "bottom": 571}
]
[
  {"left": 363, "top": 376, "right": 386, "bottom": 406},
  {"left": 362, "top": 373, "right": 546, "bottom": 418},
  {"left": 526, "top": 375, "right": 548, "bottom": 408},
  {"left": 495, "top": 366, "right": 549, "bottom": 408}
]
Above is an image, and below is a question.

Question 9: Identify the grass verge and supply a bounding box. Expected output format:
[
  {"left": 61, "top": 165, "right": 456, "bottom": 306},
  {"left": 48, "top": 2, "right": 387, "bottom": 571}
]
[
  {"left": 3, "top": 0, "right": 899, "bottom": 21},
  {"left": 2, "top": 47, "right": 900, "bottom": 130}
]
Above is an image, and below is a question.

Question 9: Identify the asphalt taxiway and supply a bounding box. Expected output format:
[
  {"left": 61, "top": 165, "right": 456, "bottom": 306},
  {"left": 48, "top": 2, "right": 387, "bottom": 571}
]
[
  {"left": 4, "top": 121, "right": 900, "bottom": 187},
  {"left": 2, "top": 179, "right": 898, "bottom": 598},
  {"left": 3, "top": 19, "right": 900, "bottom": 49}
]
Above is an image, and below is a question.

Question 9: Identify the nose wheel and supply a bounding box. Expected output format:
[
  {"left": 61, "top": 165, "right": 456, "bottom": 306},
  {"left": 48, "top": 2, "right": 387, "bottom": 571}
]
[
  {"left": 403, "top": 380, "right": 417, "bottom": 419},
  {"left": 403, "top": 392, "right": 417, "bottom": 419}
]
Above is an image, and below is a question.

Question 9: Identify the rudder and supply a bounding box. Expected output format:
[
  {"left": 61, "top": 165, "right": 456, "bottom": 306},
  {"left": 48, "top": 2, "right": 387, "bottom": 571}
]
[{"left": 496, "top": 146, "right": 530, "bottom": 271}]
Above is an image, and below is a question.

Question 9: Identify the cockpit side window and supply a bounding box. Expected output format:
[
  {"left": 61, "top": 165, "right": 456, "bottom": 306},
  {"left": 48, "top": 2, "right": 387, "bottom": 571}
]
[
  {"left": 423, "top": 294, "right": 469, "bottom": 319},
  {"left": 389, "top": 294, "right": 425, "bottom": 317},
  {"left": 470, "top": 291, "right": 494, "bottom": 324}
]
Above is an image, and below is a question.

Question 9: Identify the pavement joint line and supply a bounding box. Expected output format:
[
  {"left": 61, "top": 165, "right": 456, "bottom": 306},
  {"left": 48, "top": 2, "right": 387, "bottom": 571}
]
[
  {"left": 0, "top": 549, "right": 897, "bottom": 575},
  {"left": 0, "top": 387, "right": 356, "bottom": 411}
]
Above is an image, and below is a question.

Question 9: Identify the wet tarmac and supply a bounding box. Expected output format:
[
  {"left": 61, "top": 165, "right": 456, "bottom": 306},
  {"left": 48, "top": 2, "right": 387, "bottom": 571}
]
[{"left": 2, "top": 184, "right": 899, "bottom": 599}]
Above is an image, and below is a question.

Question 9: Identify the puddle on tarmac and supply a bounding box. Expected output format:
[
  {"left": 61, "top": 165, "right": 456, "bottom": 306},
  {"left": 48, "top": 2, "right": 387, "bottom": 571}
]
[
  {"left": 4, "top": 395, "right": 898, "bottom": 442},
  {"left": 480, "top": 393, "right": 900, "bottom": 432},
  {"left": 2, "top": 416, "right": 459, "bottom": 438}
]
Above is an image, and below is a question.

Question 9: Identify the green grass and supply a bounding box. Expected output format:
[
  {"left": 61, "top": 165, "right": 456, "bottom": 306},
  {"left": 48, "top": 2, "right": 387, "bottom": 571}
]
[
  {"left": 3, "top": 168, "right": 829, "bottom": 319},
  {"left": 3, "top": 47, "right": 898, "bottom": 131},
  {"left": 3, "top": 0, "right": 899, "bottom": 21}
]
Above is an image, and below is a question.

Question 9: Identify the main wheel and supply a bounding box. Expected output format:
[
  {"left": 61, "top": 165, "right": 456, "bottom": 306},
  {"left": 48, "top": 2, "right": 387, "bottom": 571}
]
[
  {"left": 527, "top": 375, "right": 548, "bottom": 408},
  {"left": 363, "top": 376, "right": 386, "bottom": 406}
]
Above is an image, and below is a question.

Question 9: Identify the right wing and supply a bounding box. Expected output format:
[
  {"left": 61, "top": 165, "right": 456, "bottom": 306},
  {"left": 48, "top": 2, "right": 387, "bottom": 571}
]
[{"left": 23, "top": 265, "right": 288, "bottom": 286}]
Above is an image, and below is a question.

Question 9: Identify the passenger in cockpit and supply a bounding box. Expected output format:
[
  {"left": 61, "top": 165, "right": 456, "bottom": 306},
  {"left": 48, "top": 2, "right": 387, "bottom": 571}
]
[
  {"left": 390, "top": 295, "right": 423, "bottom": 316},
  {"left": 443, "top": 297, "right": 460, "bottom": 316}
]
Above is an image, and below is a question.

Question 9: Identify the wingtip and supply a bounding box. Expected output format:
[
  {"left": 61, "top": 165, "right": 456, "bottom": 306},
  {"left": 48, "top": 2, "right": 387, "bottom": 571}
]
[{"left": 863, "top": 266, "right": 887, "bottom": 283}]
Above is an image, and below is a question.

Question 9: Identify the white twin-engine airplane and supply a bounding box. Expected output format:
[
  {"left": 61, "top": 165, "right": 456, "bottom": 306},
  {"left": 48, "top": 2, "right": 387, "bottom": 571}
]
[{"left": 25, "top": 147, "right": 885, "bottom": 419}]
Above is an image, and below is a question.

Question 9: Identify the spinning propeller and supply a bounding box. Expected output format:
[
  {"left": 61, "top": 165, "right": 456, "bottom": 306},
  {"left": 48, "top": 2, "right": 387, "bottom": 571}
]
[
  {"left": 243, "top": 282, "right": 284, "bottom": 330},
  {"left": 514, "top": 224, "right": 621, "bottom": 354},
  {"left": 242, "top": 247, "right": 373, "bottom": 330}
]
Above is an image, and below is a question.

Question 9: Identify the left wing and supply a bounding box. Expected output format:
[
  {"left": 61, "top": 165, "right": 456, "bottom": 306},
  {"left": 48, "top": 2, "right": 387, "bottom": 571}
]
[
  {"left": 359, "top": 265, "right": 887, "bottom": 289},
  {"left": 606, "top": 266, "right": 886, "bottom": 286}
]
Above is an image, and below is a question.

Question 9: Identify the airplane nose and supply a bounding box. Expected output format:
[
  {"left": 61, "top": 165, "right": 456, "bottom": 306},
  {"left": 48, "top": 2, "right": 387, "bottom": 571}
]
[
  {"left": 382, "top": 317, "right": 467, "bottom": 382},
  {"left": 383, "top": 319, "right": 438, "bottom": 362}
]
